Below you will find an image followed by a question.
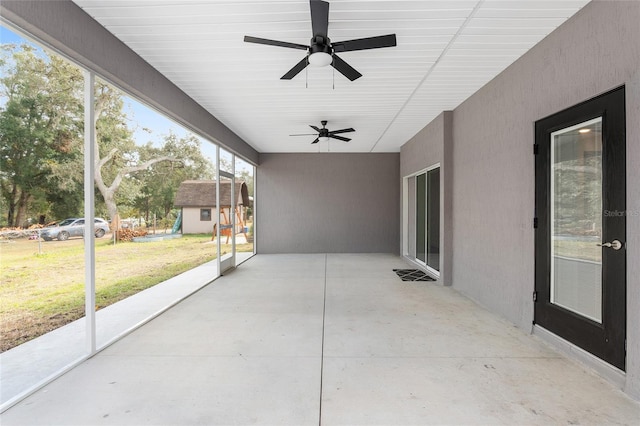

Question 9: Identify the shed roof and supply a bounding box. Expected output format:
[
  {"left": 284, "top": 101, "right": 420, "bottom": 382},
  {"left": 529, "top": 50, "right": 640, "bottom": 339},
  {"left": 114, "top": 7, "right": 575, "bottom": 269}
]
[{"left": 174, "top": 180, "right": 249, "bottom": 207}]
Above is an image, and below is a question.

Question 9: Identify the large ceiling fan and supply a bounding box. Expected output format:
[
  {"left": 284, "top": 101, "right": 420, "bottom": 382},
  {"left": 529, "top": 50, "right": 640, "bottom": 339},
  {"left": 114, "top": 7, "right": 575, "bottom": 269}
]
[
  {"left": 290, "top": 120, "right": 355, "bottom": 144},
  {"left": 244, "top": 0, "right": 397, "bottom": 81}
]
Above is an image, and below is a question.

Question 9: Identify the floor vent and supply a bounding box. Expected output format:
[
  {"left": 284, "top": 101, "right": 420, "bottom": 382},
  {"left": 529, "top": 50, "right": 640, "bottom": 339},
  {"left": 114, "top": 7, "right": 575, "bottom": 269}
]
[{"left": 393, "top": 269, "right": 435, "bottom": 282}]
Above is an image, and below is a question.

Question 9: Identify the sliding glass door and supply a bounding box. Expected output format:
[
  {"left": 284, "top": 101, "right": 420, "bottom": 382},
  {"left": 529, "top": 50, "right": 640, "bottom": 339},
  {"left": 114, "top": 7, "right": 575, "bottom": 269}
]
[
  {"left": 427, "top": 168, "right": 440, "bottom": 270},
  {"left": 416, "top": 173, "right": 426, "bottom": 263},
  {"left": 406, "top": 166, "right": 440, "bottom": 274}
]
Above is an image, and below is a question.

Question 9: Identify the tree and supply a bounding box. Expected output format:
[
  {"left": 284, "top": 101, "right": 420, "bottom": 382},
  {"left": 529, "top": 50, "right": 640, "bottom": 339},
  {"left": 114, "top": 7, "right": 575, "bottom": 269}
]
[
  {"left": 92, "top": 81, "right": 183, "bottom": 221},
  {"left": 0, "top": 44, "right": 84, "bottom": 226},
  {"left": 134, "top": 132, "right": 214, "bottom": 221},
  {"left": 1, "top": 42, "right": 209, "bottom": 226}
]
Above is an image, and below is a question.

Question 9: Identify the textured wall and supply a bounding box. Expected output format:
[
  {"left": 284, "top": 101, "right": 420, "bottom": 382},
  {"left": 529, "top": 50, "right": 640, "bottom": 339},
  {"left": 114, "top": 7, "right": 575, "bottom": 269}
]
[
  {"left": 448, "top": 1, "right": 640, "bottom": 397},
  {"left": 626, "top": 67, "right": 640, "bottom": 399},
  {"left": 400, "top": 114, "right": 445, "bottom": 178},
  {"left": 0, "top": 0, "right": 258, "bottom": 164},
  {"left": 400, "top": 112, "right": 453, "bottom": 285},
  {"left": 257, "top": 153, "right": 399, "bottom": 253}
]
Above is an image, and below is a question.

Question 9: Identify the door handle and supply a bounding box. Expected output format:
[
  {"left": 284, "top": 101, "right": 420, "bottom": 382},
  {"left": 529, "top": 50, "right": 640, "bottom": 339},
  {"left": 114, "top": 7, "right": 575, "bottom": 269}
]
[{"left": 597, "top": 240, "right": 623, "bottom": 250}]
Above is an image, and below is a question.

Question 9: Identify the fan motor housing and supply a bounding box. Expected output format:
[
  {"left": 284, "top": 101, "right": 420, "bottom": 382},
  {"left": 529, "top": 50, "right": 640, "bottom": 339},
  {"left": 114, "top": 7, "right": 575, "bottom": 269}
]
[{"left": 310, "top": 36, "right": 332, "bottom": 55}]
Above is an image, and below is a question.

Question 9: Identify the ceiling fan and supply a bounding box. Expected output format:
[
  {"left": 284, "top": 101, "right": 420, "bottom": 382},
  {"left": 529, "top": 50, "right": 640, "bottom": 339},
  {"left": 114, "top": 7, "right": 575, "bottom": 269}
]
[
  {"left": 244, "top": 0, "right": 396, "bottom": 81},
  {"left": 290, "top": 120, "right": 355, "bottom": 144}
]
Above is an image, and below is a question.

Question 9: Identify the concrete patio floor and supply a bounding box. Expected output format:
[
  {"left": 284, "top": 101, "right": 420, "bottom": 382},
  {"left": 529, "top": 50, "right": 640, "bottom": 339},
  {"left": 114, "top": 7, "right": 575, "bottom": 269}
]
[
  {"left": 0, "top": 250, "right": 253, "bottom": 409},
  {"left": 1, "top": 253, "right": 638, "bottom": 425}
]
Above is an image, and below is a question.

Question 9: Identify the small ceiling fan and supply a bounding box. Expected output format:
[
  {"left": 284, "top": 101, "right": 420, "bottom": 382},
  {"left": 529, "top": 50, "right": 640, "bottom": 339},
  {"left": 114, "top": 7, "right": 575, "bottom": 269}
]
[
  {"left": 290, "top": 120, "right": 355, "bottom": 144},
  {"left": 244, "top": 0, "right": 396, "bottom": 81}
]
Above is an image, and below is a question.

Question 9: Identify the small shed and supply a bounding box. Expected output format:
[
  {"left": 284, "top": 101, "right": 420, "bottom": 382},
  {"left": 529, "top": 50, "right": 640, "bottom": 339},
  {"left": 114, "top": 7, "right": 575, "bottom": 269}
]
[{"left": 174, "top": 180, "right": 250, "bottom": 234}]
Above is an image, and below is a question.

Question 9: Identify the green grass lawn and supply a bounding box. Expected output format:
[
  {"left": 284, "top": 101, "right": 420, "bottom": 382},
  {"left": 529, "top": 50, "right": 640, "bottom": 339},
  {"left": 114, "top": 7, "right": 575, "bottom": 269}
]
[{"left": 0, "top": 234, "right": 253, "bottom": 351}]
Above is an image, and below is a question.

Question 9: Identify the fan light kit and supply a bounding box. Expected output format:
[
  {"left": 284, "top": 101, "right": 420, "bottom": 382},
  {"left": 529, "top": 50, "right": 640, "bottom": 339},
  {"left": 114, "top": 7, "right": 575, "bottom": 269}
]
[
  {"left": 244, "top": 0, "right": 397, "bottom": 81},
  {"left": 308, "top": 52, "right": 333, "bottom": 67},
  {"left": 290, "top": 120, "right": 355, "bottom": 144}
]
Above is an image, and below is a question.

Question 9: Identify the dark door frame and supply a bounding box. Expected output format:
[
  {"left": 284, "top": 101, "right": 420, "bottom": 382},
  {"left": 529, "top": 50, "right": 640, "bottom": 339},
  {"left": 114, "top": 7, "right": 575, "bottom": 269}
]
[{"left": 534, "top": 86, "right": 626, "bottom": 371}]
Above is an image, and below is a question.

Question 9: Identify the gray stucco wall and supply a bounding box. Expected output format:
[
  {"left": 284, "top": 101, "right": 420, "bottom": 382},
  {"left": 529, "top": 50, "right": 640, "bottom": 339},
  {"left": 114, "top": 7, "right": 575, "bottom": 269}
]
[
  {"left": 447, "top": 1, "right": 639, "bottom": 397},
  {"left": 400, "top": 111, "right": 453, "bottom": 285},
  {"left": 0, "top": 0, "right": 258, "bottom": 164},
  {"left": 625, "top": 64, "right": 640, "bottom": 399},
  {"left": 257, "top": 153, "right": 399, "bottom": 253},
  {"left": 400, "top": 113, "right": 445, "bottom": 178}
]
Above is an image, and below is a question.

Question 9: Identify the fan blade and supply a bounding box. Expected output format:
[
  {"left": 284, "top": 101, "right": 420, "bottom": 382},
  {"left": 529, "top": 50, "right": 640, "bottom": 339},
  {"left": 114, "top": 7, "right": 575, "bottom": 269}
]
[
  {"left": 311, "top": 138, "right": 320, "bottom": 144},
  {"left": 310, "top": 0, "right": 329, "bottom": 38},
  {"left": 332, "top": 34, "right": 397, "bottom": 52},
  {"left": 281, "top": 57, "right": 309, "bottom": 80},
  {"left": 329, "top": 128, "right": 355, "bottom": 135},
  {"left": 330, "top": 135, "right": 351, "bottom": 142},
  {"left": 290, "top": 133, "right": 317, "bottom": 136},
  {"left": 244, "top": 36, "right": 309, "bottom": 50},
  {"left": 331, "top": 54, "right": 362, "bottom": 81},
  {"left": 309, "top": 125, "right": 321, "bottom": 132}
]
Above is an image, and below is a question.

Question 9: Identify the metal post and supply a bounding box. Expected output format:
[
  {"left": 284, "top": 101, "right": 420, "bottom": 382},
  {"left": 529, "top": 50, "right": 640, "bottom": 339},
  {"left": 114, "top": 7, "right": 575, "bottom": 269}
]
[
  {"left": 215, "top": 145, "right": 221, "bottom": 275},
  {"left": 231, "top": 154, "right": 236, "bottom": 262},
  {"left": 83, "top": 70, "right": 96, "bottom": 354},
  {"left": 252, "top": 164, "right": 257, "bottom": 255}
]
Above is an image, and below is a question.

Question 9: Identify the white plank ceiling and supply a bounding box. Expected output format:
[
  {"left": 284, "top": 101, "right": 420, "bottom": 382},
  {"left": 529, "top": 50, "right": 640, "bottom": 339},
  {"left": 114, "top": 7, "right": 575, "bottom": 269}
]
[{"left": 72, "top": 0, "right": 590, "bottom": 153}]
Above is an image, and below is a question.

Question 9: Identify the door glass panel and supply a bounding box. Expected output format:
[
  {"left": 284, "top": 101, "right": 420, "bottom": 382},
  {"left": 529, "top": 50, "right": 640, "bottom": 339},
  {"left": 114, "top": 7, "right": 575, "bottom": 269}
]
[
  {"left": 426, "top": 168, "right": 440, "bottom": 271},
  {"left": 416, "top": 173, "right": 426, "bottom": 263},
  {"left": 551, "top": 117, "right": 602, "bottom": 323}
]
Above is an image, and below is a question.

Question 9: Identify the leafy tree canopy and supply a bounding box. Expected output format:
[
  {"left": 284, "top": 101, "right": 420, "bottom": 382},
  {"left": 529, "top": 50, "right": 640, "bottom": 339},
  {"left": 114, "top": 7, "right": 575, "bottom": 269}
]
[{"left": 0, "top": 43, "right": 217, "bottom": 227}]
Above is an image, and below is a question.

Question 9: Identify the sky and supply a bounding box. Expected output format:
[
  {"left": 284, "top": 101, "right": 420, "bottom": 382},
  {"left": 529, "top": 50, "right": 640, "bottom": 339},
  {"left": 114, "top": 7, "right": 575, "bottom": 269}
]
[
  {"left": 1, "top": 24, "right": 252, "bottom": 174},
  {"left": 0, "top": 25, "right": 23, "bottom": 44}
]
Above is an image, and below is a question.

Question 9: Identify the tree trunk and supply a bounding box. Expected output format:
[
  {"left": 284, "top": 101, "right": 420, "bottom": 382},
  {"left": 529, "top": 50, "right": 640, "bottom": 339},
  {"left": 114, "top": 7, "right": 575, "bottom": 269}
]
[
  {"left": 15, "top": 190, "right": 30, "bottom": 227},
  {"left": 103, "top": 192, "right": 118, "bottom": 224},
  {"left": 7, "top": 184, "right": 18, "bottom": 227}
]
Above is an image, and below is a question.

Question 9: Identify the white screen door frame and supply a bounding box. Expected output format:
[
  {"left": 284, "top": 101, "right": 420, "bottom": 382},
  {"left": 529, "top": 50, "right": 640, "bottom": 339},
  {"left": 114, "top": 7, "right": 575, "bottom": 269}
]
[{"left": 217, "top": 147, "right": 236, "bottom": 275}]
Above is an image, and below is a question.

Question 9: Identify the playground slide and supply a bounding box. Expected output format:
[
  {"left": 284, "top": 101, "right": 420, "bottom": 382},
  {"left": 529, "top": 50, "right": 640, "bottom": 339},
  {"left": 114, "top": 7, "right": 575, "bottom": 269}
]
[{"left": 171, "top": 211, "right": 182, "bottom": 234}]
